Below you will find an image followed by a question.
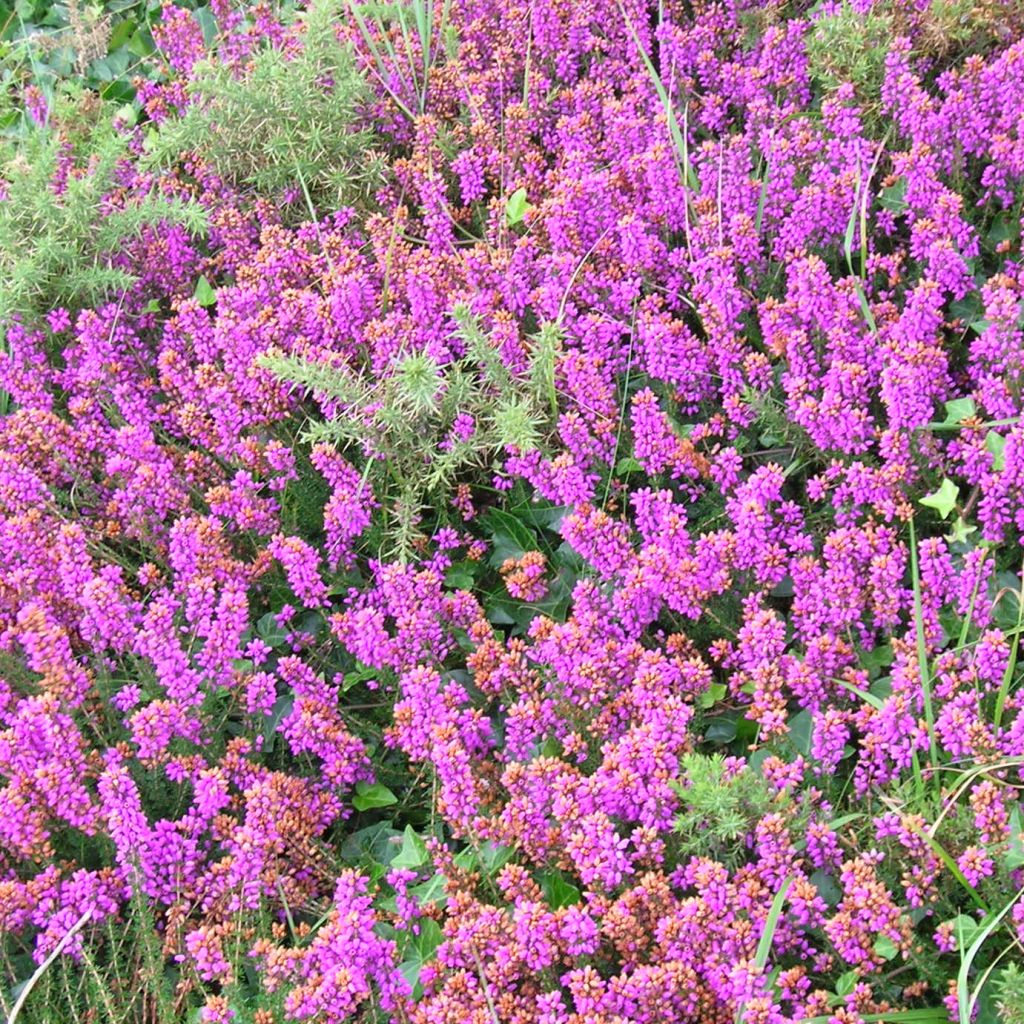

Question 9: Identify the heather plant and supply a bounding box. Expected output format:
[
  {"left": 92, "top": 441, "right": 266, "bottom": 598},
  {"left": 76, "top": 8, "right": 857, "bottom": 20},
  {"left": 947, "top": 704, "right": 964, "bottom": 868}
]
[{"left": 1, "top": 0, "right": 1024, "bottom": 1021}]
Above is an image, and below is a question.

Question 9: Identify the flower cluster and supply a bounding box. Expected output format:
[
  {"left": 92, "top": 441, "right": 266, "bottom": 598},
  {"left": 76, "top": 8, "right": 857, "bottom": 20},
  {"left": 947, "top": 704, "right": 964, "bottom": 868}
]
[{"left": 2, "top": 0, "right": 1024, "bottom": 1021}]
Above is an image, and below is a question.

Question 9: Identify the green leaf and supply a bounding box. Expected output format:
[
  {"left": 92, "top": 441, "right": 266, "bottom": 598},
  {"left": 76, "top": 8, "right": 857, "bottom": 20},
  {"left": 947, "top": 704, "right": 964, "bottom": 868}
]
[
  {"left": 870, "top": 675, "right": 893, "bottom": 702},
  {"left": 946, "top": 914, "right": 983, "bottom": 953},
  {"left": 788, "top": 709, "right": 814, "bottom": 756},
  {"left": 256, "top": 612, "right": 288, "bottom": 647},
  {"left": 444, "top": 561, "right": 478, "bottom": 590},
  {"left": 542, "top": 872, "right": 581, "bottom": 909},
  {"left": 987, "top": 215, "right": 1017, "bottom": 245},
  {"left": 481, "top": 507, "right": 536, "bottom": 567},
  {"left": 127, "top": 26, "right": 156, "bottom": 58},
  {"left": 949, "top": 295, "right": 983, "bottom": 323},
  {"left": 409, "top": 872, "right": 448, "bottom": 908},
  {"left": 416, "top": 918, "right": 443, "bottom": 956},
  {"left": 615, "top": 456, "right": 643, "bottom": 477},
  {"left": 873, "top": 934, "right": 899, "bottom": 961},
  {"left": 193, "top": 274, "right": 217, "bottom": 307},
  {"left": 90, "top": 48, "right": 131, "bottom": 82},
  {"left": 919, "top": 478, "right": 960, "bottom": 520},
  {"left": 453, "top": 840, "right": 515, "bottom": 875},
  {"left": 342, "top": 663, "right": 377, "bottom": 691},
  {"left": 392, "top": 826, "right": 429, "bottom": 870},
  {"left": 261, "top": 693, "right": 293, "bottom": 752},
  {"left": 810, "top": 870, "right": 842, "bottom": 908},
  {"left": 100, "top": 80, "right": 136, "bottom": 104},
  {"left": 511, "top": 501, "right": 572, "bottom": 533},
  {"left": 698, "top": 682, "right": 728, "bottom": 710},
  {"left": 835, "top": 969, "right": 860, "bottom": 997},
  {"left": 452, "top": 845, "right": 476, "bottom": 871},
  {"left": 398, "top": 918, "right": 443, "bottom": 995},
  {"left": 991, "top": 571, "right": 1023, "bottom": 630},
  {"left": 339, "top": 822, "right": 403, "bottom": 866},
  {"left": 986, "top": 430, "right": 1007, "bottom": 472},
  {"left": 942, "top": 397, "right": 976, "bottom": 425},
  {"left": 861, "top": 643, "right": 893, "bottom": 678},
  {"left": 352, "top": 781, "right": 398, "bottom": 811},
  {"left": 1007, "top": 807, "right": 1024, "bottom": 870},
  {"left": 538, "top": 735, "right": 562, "bottom": 758},
  {"left": 505, "top": 186, "right": 529, "bottom": 226},
  {"left": 107, "top": 17, "right": 136, "bottom": 52},
  {"left": 484, "top": 595, "right": 517, "bottom": 626},
  {"left": 477, "top": 841, "right": 514, "bottom": 874},
  {"left": 879, "top": 177, "right": 907, "bottom": 213},
  {"left": 705, "top": 716, "right": 737, "bottom": 744},
  {"left": 194, "top": 5, "right": 218, "bottom": 45},
  {"left": 945, "top": 516, "right": 977, "bottom": 546}
]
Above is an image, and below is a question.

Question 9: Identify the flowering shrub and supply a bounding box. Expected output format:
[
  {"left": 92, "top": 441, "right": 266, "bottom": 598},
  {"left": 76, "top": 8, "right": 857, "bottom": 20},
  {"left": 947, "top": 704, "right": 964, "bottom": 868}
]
[{"left": 2, "top": 0, "right": 1024, "bottom": 1022}]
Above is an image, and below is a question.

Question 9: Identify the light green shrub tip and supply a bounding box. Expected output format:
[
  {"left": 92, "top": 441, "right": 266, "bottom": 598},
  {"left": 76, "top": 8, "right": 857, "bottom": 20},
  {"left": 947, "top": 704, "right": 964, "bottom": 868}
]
[{"left": 262, "top": 308, "right": 560, "bottom": 561}]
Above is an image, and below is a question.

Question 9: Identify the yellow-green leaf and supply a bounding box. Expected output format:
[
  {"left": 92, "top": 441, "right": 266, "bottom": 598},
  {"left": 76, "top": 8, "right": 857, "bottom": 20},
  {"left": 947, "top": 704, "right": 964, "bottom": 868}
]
[{"left": 920, "top": 478, "right": 959, "bottom": 520}]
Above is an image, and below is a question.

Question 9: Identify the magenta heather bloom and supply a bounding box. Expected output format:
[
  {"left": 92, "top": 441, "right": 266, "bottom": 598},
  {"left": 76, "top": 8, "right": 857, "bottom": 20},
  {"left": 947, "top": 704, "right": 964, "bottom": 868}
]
[
  {"left": 268, "top": 534, "right": 329, "bottom": 608},
  {"left": 3, "top": 0, "right": 1024, "bottom": 1020}
]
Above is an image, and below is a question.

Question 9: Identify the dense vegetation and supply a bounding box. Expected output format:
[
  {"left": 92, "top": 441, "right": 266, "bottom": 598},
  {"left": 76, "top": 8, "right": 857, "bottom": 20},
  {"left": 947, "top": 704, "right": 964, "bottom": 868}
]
[{"left": 1, "top": 0, "right": 1024, "bottom": 1022}]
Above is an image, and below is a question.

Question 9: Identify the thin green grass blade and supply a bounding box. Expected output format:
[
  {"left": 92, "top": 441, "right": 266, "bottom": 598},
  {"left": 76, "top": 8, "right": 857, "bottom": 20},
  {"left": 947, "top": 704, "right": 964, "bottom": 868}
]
[
  {"left": 345, "top": 0, "right": 417, "bottom": 121},
  {"left": 957, "top": 887, "right": 1024, "bottom": 1024},
  {"left": 735, "top": 877, "right": 793, "bottom": 1024},
  {"left": 798, "top": 1010, "right": 948, "bottom": 1024},
  {"left": 994, "top": 565, "right": 1024, "bottom": 728},
  {"left": 908, "top": 517, "right": 940, "bottom": 791}
]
